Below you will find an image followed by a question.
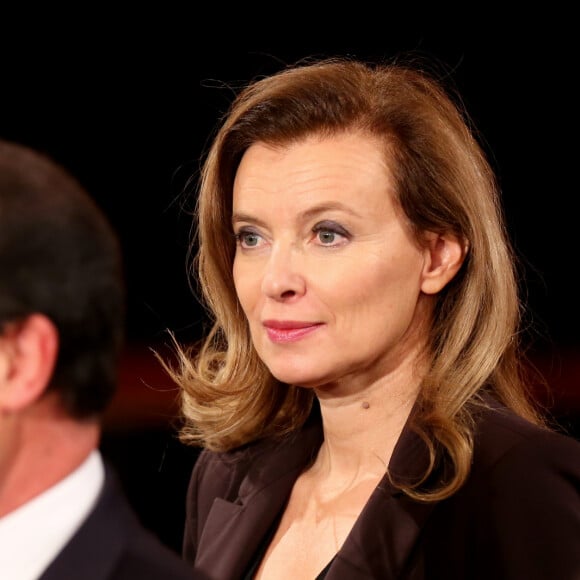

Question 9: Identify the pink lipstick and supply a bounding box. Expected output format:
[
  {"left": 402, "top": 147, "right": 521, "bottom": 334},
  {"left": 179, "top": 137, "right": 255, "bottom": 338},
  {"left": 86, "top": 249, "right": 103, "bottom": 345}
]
[{"left": 262, "top": 320, "right": 323, "bottom": 343}]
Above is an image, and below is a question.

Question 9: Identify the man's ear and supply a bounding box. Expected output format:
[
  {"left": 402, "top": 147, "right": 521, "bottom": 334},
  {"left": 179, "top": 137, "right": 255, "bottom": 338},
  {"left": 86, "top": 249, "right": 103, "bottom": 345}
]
[
  {"left": 0, "top": 314, "right": 59, "bottom": 413},
  {"left": 420, "top": 232, "right": 468, "bottom": 295}
]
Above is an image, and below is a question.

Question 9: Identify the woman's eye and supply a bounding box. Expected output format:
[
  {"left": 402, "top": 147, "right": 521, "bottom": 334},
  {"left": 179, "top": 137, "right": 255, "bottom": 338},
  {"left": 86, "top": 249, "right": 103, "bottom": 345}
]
[
  {"left": 235, "top": 230, "right": 261, "bottom": 248},
  {"left": 313, "top": 222, "right": 349, "bottom": 246},
  {"left": 317, "top": 230, "right": 339, "bottom": 244}
]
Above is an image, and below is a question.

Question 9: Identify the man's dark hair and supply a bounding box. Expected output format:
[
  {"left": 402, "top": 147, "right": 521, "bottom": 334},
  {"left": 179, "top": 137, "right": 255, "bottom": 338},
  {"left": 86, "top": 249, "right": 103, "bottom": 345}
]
[{"left": 0, "top": 139, "right": 126, "bottom": 418}]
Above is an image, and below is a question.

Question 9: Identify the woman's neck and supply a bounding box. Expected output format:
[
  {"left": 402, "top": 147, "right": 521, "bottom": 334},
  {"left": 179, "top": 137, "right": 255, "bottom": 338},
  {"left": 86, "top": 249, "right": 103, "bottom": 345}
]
[{"left": 313, "top": 362, "right": 422, "bottom": 480}]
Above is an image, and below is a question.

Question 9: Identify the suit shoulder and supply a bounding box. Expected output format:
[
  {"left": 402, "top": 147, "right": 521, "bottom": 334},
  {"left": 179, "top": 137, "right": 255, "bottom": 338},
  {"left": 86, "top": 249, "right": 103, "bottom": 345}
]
[
  {"left": 472, "top": 403, "right": 580, "bottom": 487},
  {"left": 115, "top": 530, "right": 193, "bottom": 579},
  {"left": 190, "top": 439, "right": 272, "bottom": 503},
  {"left": 40, "top": 466, "right": 192, "bottom": 580}
]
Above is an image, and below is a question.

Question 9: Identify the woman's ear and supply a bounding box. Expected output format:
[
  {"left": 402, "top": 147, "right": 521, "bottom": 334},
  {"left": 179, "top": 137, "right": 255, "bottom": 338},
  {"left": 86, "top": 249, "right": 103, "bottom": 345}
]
[
  {"left": 420, "top": 232, "right": 468, "bottom": 295},
  {"left": 0, "top": 314, "right": 59, "bottom": 413}
]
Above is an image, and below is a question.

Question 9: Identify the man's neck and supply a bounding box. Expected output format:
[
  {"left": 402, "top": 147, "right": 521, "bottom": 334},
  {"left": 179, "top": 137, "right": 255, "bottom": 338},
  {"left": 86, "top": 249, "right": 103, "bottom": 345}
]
[{"left": 0, "top": 396, "right": 100, "bottom": 517}]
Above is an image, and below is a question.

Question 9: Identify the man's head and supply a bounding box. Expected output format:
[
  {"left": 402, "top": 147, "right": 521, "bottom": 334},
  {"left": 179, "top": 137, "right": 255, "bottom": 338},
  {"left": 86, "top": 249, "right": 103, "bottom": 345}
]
[{"left": 0, "top": 139, "right": 125, "bottom": 419}]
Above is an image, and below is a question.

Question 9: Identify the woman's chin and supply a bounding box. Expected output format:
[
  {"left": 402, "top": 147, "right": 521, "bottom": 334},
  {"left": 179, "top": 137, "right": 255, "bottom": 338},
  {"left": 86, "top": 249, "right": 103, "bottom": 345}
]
[{"left": 268, "top": 367, "right": 323, "bottom": 389}]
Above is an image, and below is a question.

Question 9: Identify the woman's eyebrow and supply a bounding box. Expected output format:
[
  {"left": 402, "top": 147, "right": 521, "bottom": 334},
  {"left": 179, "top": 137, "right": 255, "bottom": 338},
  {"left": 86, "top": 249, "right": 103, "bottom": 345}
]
[
  {"left": 232, "top": 202, "right": 361, "bottom": 226},
  {"left": 232, "top": 212, "right": 265, "bottom": 226},
  {"left": 299, "top": 202, "right": 362, "bottom": 221}
]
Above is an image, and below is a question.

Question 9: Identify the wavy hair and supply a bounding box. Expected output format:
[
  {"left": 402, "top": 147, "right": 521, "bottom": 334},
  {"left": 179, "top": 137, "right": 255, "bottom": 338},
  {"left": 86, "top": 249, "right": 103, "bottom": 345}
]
[{"left": 163, "top": 56, "right": 544, "bottom": 500}]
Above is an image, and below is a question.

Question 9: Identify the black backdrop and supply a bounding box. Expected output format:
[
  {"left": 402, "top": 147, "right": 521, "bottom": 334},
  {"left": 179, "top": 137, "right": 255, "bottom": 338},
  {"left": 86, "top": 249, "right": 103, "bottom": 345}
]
[
  {"left": 2, "top": 39, "right": 577, "bottom": 351},
  {"left": 2, "top": 20, "right": 578, "bottom": 553}
]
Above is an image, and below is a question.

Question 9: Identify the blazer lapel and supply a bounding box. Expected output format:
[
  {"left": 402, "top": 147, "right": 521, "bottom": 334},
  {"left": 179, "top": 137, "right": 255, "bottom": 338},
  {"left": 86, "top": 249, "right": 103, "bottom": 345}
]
[
  {"left": 195, "top": 418, "right": 324, "bottom": 579},
  {"left": 326, "top": 489, "right": 436, "bottom": 579},
  {"left": 195, "top": 407, "right": 440, "bottom": 579},
  {"left": 327, "top": 424, "right": 439, "bottom": 579}
]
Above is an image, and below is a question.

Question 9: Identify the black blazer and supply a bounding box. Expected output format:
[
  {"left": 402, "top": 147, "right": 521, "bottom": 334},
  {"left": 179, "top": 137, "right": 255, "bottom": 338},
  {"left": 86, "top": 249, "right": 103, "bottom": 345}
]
[
  {"left": 40, "top": 465, "right": 193, "bottom": 580},
  {"left": 184, "top": 398, "right": 580, "bottom": 579}
]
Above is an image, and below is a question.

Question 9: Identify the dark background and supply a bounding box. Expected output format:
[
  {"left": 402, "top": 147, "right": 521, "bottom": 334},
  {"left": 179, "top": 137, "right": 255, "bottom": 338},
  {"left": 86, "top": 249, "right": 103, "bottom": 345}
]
[
  {"left": 2, "top": 19, "right": 578, "bottom": 554},
  {"left": 2, "top": 34, "right": 577, "bottom": 351}
]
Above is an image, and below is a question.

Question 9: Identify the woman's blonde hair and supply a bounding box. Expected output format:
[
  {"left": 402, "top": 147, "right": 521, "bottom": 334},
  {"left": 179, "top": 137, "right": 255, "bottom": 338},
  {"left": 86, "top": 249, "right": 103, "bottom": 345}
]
[{"left": 163, "top": 55, "right": 544, "bottom": 500}]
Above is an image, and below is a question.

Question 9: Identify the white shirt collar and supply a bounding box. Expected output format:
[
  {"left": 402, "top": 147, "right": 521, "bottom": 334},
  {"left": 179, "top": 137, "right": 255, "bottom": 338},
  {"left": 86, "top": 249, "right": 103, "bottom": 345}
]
[{"left": 0, "top": 449, "right": 105, "bottom": 580}]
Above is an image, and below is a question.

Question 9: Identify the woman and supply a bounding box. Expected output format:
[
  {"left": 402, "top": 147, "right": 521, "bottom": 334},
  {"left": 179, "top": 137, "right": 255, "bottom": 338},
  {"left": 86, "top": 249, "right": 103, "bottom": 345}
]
[{"left": 163, "top": 56, "right": 580, "bottom": 579}]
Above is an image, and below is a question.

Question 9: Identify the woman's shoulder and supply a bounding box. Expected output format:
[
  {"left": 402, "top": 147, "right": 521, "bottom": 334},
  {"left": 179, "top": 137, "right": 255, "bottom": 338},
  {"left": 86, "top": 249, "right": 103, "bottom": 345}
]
[
  {"left": 190, "top": 439, "right": 270, "bottom": 495},
  {"left": 423, "top": 399, "right": 580, "bottom": 578},
  {"left": 191, "top": 417, "right": 325, "bottom": 497},
  {"left": 471, "top": 397, "right": 580, "bottom": 484}
]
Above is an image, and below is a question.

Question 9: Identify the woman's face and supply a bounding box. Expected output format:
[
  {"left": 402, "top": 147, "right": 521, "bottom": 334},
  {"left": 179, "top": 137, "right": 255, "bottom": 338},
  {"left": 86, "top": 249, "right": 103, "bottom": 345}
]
[{"left": 232, "top": 132, "right": 441, "bottom": 392}]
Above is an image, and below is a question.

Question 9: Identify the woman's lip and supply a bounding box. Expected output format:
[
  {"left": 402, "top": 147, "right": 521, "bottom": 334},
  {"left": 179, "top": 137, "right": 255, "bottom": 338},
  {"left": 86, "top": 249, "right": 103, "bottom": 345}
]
[{"left": 262, "top": 321, "right": 323, "bottom": 343}]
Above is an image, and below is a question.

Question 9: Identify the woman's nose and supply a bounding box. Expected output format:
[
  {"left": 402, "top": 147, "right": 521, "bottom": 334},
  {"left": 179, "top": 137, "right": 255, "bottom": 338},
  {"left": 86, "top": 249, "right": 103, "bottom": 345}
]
[{"left": 260, "top": 245, "right": 306, "bottom": 301}]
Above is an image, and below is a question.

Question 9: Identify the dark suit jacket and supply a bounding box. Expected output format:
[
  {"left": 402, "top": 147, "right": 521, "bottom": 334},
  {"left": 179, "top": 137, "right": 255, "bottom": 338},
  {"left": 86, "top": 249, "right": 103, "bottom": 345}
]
[
  {"left": 184, "top": 397, "right": 580, "bottom": 579},
  {"left": 40, "top": 465, "right": 193, "bottom": 580}
]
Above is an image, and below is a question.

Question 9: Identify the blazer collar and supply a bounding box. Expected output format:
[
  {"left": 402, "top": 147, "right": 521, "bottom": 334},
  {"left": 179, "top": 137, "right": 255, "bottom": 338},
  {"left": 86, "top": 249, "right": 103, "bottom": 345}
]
[
  {"left": 195, "top": 412, "right": 324, "bottom": 578},
  {"left": 328, "top": 423, "right": 437, "bottom": 578},
  {"left": 196, "top": 406, "right": 438, "bottom": 579}
]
